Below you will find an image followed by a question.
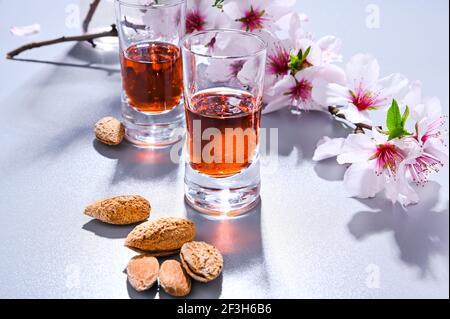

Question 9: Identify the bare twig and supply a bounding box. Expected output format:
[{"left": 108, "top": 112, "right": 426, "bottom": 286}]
[
  {"left": 123, "top": 16, "right": 146, "bottom": 31},
  {"left": 6, "top": 25, "right": 118, "bottom": 59},
  {"left": 82, "top": 0, "right": 101, "bottom": 33},
  {"left": 328, "top": 105, "right": 376, "bottom": 133}
]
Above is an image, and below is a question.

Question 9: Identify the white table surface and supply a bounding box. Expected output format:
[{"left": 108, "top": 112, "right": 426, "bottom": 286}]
[{"left": 0, "top": 0, "right": 448, "bottom": 299}]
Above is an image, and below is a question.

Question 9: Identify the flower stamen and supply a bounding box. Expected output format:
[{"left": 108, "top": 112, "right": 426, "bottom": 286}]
[
  {"left": 236, "top": 6, "right": 267, "bottom": 32},
  {"left": 350, "top": 83, "right": 385, "bottom": 112},
  {"left": 408, "top": 152, "right": 444, "bottom": 186},
  {"left": 267, "top": 45, "right": 290, "bottom": 77},
  {"left": 289, "top": 78, "right": 313, "bottom": 103},
  {"left": 186, "top": 9, "right": 207, "bottom": 34},
  {"left": 371, "top": 144, "right": 405, "bottom": 177}
]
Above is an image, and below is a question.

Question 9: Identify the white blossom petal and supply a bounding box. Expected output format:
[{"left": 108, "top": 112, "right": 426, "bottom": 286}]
[
  {"left": 315, "top": 64, "right": 346, "bottom": 84},
  {"left": 238, "top": 59, "right": 263, "bottom": 87},
  {"left": 223, "top": 1, "right": 242, "bottom": 20},
  {"left": 287, "top": 12, "right": 307, "bottom": 40},
  {"left": 263, "top": 75, "right": 294, "bottom": 114},
  {"left": 296, "top": 38, "right": 322, "bottom": 66},
  {"left": 324, "top": 83, "right": 352, "bottom": 106},
  {"left": 311, "top": 65, "right": 346, "bottom": 106},
  {"left": 266, "top": 0, "right": 297, "bottom": 22},
  {"left": 343, "top": 162, "right": 385, "bottom": 198},
  {"left": 424, "top": 138, "right": 449, "bottom": 165},
  {"left": 316, "top": 35, "right": 343, "bottom": 64},
  {"left": 377, "top": 73, "right": 409, "bottom": 101},
  {"left": 312, "top": 137, "right": 346, "bottom": 161},
  {"left": 263, "top": 94, "right": 291, "bottom": 114},
  {"left": 337, "top": 133, "right": 376, "bottom": 164},
  {"left": 384, "top": 171, "right": 419, "bottom": 207},
  {"left": 403, "top": 80, "right": 423, "bottom": 111},
  {"left": 372, "top": 128, "right": 389, "bottom": 145},
  {"left": 339, "top": 105, "right": 372, "bottom": 125},
  {"left": 422, "top": 96, "right": 443, "bottom": 120},
  {"left": 10, "top": 24, "right": 40, "bottom": 36},
  {"left": 346, "top": 53, "right": 380, "bottom": 90}
]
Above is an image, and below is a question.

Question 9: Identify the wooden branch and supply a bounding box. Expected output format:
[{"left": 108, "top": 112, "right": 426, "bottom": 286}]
[
  {"left": 328, "top": 105, "right": 377, "bottom": 134},
  {"left": 123, "top": 17, "right": 146, "bottom": 31},
  {"left": 6, "top": 25, "right": 118, "bottom": 59},
  {"left": 82, "top": 0, "right": 101, "bottom": 33}
]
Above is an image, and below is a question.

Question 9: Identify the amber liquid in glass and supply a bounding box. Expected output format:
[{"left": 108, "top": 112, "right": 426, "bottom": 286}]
[
  {"left": 185, "top": 88, "right": 261, "bottom": 178},
  {"left": 120, "top": 41, "right": 183, "bottom": 113}
]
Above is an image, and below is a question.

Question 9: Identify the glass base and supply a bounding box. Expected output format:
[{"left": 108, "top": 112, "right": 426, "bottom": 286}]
[
  {"left": 122, "top": 94, "right": 185, "bottom": 148},
  {"left": 184, "top": 157, "right": 261, "bottom": 218}
]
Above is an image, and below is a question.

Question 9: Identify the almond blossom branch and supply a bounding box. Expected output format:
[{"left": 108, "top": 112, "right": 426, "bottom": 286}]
[
  {"left": 5, "top": 25, "right": 118, "bottom": 59},
  {"left": 328, "top": 105, "right": 376, "bottom": 133},
  {"left": 123, "top": 17, "right": 146, "bottom": 31},
  {"left": 82, "top": 0, "right": 101, "bottom": 33}
]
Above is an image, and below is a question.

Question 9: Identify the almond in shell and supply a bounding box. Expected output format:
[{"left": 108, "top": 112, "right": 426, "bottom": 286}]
[
  {"left": 84, "top": 195, "right": 150, "bottom": 225},
  {"left": 125, "top": 217, "right": 195, "bottom": 256}
]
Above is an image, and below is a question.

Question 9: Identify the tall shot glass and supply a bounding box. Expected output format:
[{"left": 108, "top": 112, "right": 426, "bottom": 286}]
[
  {"left": 182, "top": 30, "right": 267, "bottom": 217},
  {"left": 114, "top": 0, "right": 186, "bottom": 147}
]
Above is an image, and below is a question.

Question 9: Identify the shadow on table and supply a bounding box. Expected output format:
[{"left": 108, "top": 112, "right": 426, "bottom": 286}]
[
  {"left": 181, "top": 201, "right": 269, "bottom": 299},
  {"left": 313, "top": 157, "right": 348, "bottom": 181},
  {"left": 9, "top": 43, "right": 120, "bottom": 75},
  {"left": 67, "top": 42, "right": 119, "bottom": 66},
  {"left": 9, "top": 57, "right": 120, "bottom": 75},
  {"left": 4, "top": 42, "right": 124, "bottom": 169},
  {"left": 348, "top": 181, "right": 449, "bottom": 277},
  {"left": 261, "top": 108, "right": 349, "bottom": 163},
  {"left": 28, "top": 93, "right": 121, "bottom": 164},
  {"left": 93, "top": 140, "right": 181, "bottom": 184},
  {"left": 82, "top": 219, "right": 138, "bottom": 239}
]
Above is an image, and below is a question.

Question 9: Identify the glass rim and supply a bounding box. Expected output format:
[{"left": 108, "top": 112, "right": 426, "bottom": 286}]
[
  {"left": 115, "top": 0, "right": 184, "bottom": 9},
  {"left": 182, "top": 29, "right": 268, "bottom": 60}
]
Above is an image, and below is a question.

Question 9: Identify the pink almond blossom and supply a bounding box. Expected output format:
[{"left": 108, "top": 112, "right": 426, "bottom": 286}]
[
  {"left": 222, "top": 0, "right": 296, "bottom": 33},
  {"left": 264, "top": 65, "right": 345, "bottom": 114},
  {"left": 263, "top": 13, "right": 308, "bottom": 87},
  {"left": 261, "top": 12, "right": 343, "bottom": 113},
  {"left": 401, "top": 81, "right": 449, "bottom": 185},
  {"left": 312, "top": 53, "right": 409, "bottom": 124},
  {"left": 313, "top": 129, "right": 423, "bottom": 206},
  {"left": 186, "top": 0, "right": 227, "bottom": 34}
]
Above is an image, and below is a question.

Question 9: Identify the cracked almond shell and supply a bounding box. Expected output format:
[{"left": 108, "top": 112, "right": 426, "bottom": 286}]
[
  {"left": 180, "top": 241, "right": 223, "bottom": 283},
  {"left": 125, "top": 217, "right": 195, "bottom": 255},
  {"left": 84, "top": 195, "right": 150, "bottom": 225},
  {"left": 95, "top": 116, "right": 125, "bottom": 146}
]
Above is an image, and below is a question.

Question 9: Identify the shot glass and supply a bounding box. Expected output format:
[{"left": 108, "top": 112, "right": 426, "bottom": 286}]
[
  {"left": 114, "top": 0, "right": 186, "bottom": 147},
  {"left": 182, "top": 30, "right": 267, "bottom": 217}
]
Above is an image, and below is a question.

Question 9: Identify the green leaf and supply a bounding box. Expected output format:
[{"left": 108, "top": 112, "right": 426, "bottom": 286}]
[
  {"left": 401, "top": 105, "right": 410, "bottom": 127},
  {"left": 388, "top": 128, "right": 407, "bottom": 141},
  {"left": 289, "top": 53, "right": 300, "bottom": 73},
  {"left": 302, "top": 46, "right": 311, "bottom": 61},
  {"left": 386, "top": 99, "right": 402, "bottom": 132},
  {"left": 385, "top": 99, "right": 412, "bottom": 140},
  {"left": 289, "top": 46, "right": 312, "bottom": 74}
]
